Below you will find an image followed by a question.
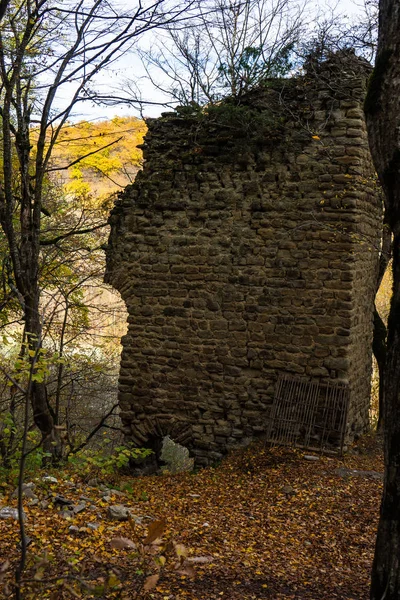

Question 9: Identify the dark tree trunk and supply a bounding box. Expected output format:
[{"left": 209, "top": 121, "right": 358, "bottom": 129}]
[
  {"left": 371, "top": 234, "right": 400, "bottom": 599},
  {"left": 24, "top": 289, "right": 62, "bottom": 460},
  {"left": 365, "top": 1, "right": 400, "bottom": 597},
  {"left": 0, "top": 0, "right": 9, "bottom": 22},
  {"left": 0, "top": 71, "right": 62, "bottom": 461}
]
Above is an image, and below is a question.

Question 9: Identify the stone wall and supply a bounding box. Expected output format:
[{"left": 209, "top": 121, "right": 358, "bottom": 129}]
[{"left": 105, "top": 53, "right": 382, "bottom": 466}]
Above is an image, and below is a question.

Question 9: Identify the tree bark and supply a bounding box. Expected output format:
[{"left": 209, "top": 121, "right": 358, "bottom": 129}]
[
  {"left": 370, "top": 235, "right": 400, "bottom": 599},
  {"left": 24, "top": 289, "right": 62, "bottom": 460},
  {"left": 365, "top": 1, "right": 400, "bottom": 597}
]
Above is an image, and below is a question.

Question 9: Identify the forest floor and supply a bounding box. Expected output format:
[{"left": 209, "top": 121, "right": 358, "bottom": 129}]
[{"left": 0, "top": 434, "right": 383, "bottom": 600}]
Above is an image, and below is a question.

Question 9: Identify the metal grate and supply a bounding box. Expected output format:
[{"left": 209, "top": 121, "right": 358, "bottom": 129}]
[{"left": 266, "top": 375, "right": 350, "bottom": 453}]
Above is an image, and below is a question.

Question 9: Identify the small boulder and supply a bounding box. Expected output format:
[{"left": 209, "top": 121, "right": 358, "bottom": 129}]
[
  {"left": 68, "top": 525, "right": 81, "bottom": 534},
  {"left": 53, "top": 495, "right": 73, "bottom": 507},
  {"left": 59, "top": 506, "right": 75, "bottom": 519},
  {"left": 109, "top": 489, "right": 125, "bottom": 497},
  {"left": 0, "top": 507, "right": 25, "bottom": 520},
  {"left": 73, "top": 503, "right": 86, "bottom": 514},
  {"left": 11, "top": 483, "right": 36, "bottom": 500},
  {"left": 132, "top": 515, "right": 144, "bottom": 525},
  {"left": 80, "top": 496, "right": 93, "bottom": 503},
  {"left": 42, "top": 476, "right": 58, "bottom": 484},
  {"left": 107, "top": 505, "right": 131, "bottom": 521},
  {"left": 335, "top": 467, "right": 383, "bottom": 480}
]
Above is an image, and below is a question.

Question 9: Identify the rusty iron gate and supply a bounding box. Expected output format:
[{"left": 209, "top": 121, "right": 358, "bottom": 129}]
[{"left": 266, "top": 375, "right": 350, "bottom": 453}]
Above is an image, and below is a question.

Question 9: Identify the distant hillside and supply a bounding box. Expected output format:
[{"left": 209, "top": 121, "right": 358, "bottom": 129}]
[{"left": 49, "top": 116, "right": 147, "bottom": 202}]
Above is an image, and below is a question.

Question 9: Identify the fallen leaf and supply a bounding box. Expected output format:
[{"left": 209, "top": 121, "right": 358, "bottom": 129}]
[
  {"left": 174, "top": 543, "right": 188, "bottom": 558},
  {"left": 144, "top": 520, "right": 166, "bottom": 545},
  {"left": 181, "top": 563, "right": 196, "bottom": 578},
  {"left": 186, "top": 556, "right": 214, "bottom": 564},
  {"left": 143, "top": 573, "right": 159, "bottom": 591},
  {"left": 110, "top": 537, "right": 137, "bottom": 550}
]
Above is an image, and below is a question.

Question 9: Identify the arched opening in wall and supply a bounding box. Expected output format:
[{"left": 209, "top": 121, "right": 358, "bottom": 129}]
[
  {"left": 159, "top": 435, "right": 194, "bottom": 473},
  {"left": 130, "top": 434, "right": 194, "bottom": 475}
]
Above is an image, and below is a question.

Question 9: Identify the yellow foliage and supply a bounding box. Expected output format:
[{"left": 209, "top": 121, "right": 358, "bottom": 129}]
[
  {"left": 47, "top": 116, "right": 146, "bottom": 203},
  {"left": 376, "top": 263, "right": 392, "bottom": 323}
]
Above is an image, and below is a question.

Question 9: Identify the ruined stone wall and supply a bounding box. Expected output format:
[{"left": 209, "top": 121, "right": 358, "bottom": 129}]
[{"left": 105, "top": 54, "right": 382, "bottom": 465}]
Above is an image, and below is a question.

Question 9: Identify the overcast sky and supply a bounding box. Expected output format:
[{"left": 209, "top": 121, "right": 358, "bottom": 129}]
[{"left": 69, "top": 0, "right": 370, "bottom": 123}]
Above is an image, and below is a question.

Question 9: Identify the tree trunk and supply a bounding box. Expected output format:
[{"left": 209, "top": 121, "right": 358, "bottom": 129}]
[
  {"left": 370, "top": 232, "right": 400, "bottom": 598},
  {"left": 365, "top": 1, "right": 400, "bottom": 597},
  {"left": 24, "top": 289, "right": 62, "bottom": 461}
]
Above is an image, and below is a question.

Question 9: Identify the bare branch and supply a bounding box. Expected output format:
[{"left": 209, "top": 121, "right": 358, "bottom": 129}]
[
  {"left": 46, "top": 137, "right": 122, "bottom": 173},
  {"left": 40, "top": 222, "right": 107, "bottom": 246},
  {"left": 68, "top": 403, "right": 119, "bottom": 455}
]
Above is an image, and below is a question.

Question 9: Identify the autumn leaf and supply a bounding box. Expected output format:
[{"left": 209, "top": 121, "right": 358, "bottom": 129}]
[
  {"left": 144, "top": 519, "right": 166, "bottom": 545},
  {"left": 186, "top": 556, "right": 214, "bottom": 564},
  {"left": 108, "top": 573, "right": 121, "bottom": 587},
  {"left": 143, "top": 574, "right": 159, "bottom": 591},
  {"left": 155, "top": 555, "right": 166, "bottom": 567},
  {"left": 174, "top": 543, "right": 188, "bottom": 558},
  {"left": 110, "top": 537, "right": 137, "bottom": 550},
  {"left": 34, "top": 568, "right": 44, "bottom": 581},
  {"left": 179, "top": 563, "right": 196, "bottom": 578},
  {"left": 148, "top": 544, "right": 163, "bottom": 555}
]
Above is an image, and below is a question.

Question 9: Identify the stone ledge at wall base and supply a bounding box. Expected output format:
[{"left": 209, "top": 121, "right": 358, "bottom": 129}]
[{"left": 105, "top": 51, "right": 382, "bottom": 467}]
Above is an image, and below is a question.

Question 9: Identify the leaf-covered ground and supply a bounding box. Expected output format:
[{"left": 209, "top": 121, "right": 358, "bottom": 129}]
[{"left": 0, "top": 436, "right": 383, "bottom": 599}]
